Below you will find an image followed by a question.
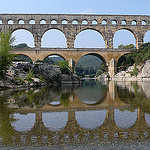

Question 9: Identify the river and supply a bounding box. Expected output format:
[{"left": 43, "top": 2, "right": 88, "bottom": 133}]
[{"left": 0, "top": 80, "right": 150, "bottom": 149}]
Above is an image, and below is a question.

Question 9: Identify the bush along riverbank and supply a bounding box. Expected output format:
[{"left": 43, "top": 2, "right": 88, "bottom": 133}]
[{"left": 0, "top": 61, "right": 80, "bottom": 90}]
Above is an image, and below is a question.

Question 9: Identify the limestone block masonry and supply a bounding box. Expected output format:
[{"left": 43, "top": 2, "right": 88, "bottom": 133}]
[{"left": 0, "top": 14, "right": 150, "bottom": 77}]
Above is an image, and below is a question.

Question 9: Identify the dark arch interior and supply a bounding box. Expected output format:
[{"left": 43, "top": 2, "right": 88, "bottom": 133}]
[
  {"left": 117, "top": 53, "right": 134, "bottom": 72},
  {"left": 76, "top": 53, "right": 107, "bottom": 78}
]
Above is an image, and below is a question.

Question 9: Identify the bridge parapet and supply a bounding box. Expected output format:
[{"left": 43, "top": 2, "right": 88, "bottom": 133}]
[{"left": 13, "top": 47, "right": 131, "bottom": 52}]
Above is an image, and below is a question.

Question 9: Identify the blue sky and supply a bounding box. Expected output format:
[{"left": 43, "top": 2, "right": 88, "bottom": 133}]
[
  {"left": 1, "top": 0, "right": 150, "bottom": 15},
  {"left": 2, "top": 0, "right": 150, "bottom": 48}
]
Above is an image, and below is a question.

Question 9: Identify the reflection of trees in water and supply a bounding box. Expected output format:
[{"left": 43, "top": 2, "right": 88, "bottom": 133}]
[
  {"left": 0, "top": 95, "right": 15, "bottom": 144},
  {"left": 7, "top": 86, "right": 78, "bottom": 108},
  {"left": 117, "top": 83, "right": 150, "bottom": 114},
  {"left": 77, "top": 80, "right": 107, "bottom": 105}
]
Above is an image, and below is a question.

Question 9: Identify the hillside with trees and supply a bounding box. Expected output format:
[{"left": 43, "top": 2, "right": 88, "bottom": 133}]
[
  {"left": 76, "top": 55, "right": 106, "bottom": 78},
  {"left": 117, "top": 43, "right": 150, "bottom": 71}
]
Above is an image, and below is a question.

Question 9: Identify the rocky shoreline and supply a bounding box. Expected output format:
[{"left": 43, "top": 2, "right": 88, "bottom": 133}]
[
  {"left": 113, "top": 60, "right": 150, "bottom": 81},
  {"left": 0, "top": 62, "right": 80, "bottom": 90}
]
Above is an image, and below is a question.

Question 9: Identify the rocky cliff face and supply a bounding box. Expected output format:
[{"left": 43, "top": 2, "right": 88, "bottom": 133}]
[
  {"left": 0, "top": 62, "right": 80, "bottom": 89},
  {"left": 113, "top": 60, "right": 150, "bottom": 81}
]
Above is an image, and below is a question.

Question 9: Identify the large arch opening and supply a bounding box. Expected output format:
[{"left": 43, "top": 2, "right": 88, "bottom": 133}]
[
  {"left": 43, "top": 54, "right": 65, "bottom": 64},
  {"left": 14, "top": 54, "right": 32, "bottom": 62},
  {"left": 113, "top": 29, "right": 136, "bottom": 48},
  {"left": 74, "top": 29, "right": 105, "bottom": 48},
  {"left": 12, "top": 29, "right": 34, "bottom": 48},
  {"left": 76, "top": 53, "right": 107, "bottom": 78},
  {"left": 41, "top": 29, "right": 67, "bottom": 48},
  {"left": 144, "top": 30, "right": 150, "bottom": 43}
]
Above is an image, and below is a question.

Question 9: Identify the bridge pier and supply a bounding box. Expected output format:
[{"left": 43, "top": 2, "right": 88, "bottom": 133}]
[
  {"left": 108, "top": 58, "right": 117, "bottom": 78},
  {"left": 136, "top": 33, "right": 144, "bottom": 49}
]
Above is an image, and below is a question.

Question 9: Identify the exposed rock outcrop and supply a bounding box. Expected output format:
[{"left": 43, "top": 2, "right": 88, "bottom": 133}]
[
  {"left": 113, "top": 60, "right": 150, "bottom": 81},
  {"left": 0, "top": 62, "right": 80, "bottom": 89}
]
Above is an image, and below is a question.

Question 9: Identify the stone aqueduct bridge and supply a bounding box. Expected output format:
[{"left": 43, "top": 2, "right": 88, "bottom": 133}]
[{"left": 1, "top": 14, "right": 150, "bottom": 76}]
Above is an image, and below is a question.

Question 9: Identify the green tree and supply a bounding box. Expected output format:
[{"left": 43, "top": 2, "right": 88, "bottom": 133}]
[
  {"left": 0, "top": 30, "right": 15, "bottom": 78},
  {"left": 57, "top": 60, "right": 70, "bottom": 74}
]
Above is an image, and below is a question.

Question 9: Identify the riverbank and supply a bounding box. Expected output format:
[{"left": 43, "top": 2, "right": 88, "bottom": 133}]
[
  {"left": 0, "top": 62, "right": 80, "bottom": 90},
  {"left": 113, "top": 60, "right": 150, "bottom": 81}
]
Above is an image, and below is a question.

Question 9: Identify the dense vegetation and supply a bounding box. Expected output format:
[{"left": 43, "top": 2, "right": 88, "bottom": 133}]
[
  {"left": 76, "top": 55, "right": 106, "bottom": 78},
  {"left": 117, "top": 43, "right": 150, "bottom": 71},
  {"left": 14, "top": 43, "right": 28, "bottom": 48},
  {"left": 0, "top": 30, "right": 15, "bottom": 78}
]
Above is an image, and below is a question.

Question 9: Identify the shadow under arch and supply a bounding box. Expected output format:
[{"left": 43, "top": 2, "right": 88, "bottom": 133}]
[
  {"left": 75, "top": 28, "right": 105, "bottom": 48},
  {"left": 113, "top": 28, "right": 137, "bottom": 48},
  {"left": 117, "top": 53, "right": 134, "bottom": 72}
]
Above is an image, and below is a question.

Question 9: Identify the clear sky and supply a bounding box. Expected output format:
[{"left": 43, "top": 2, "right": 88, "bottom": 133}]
[
  {"left": 1, "top": 0, "right": 150, "bottom": 15},
  {"left": 1, "top": 0, "right": 150, "bottom": 48}
]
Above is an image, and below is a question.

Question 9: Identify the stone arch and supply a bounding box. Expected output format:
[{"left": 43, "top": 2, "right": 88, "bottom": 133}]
[
  {"left": 41, "top": 28, "right": 67, "bottom": 48},
  {"left": 51, "top": 19, "right": 58, "bottom": 24},
  {"left": 78, "top": 53, "right": 107, "bottom": 65},
  {"left": 113, "top": 28, "right": 137, "bottom": 48},
  {"left": 112, "top": 20, "right": 117, "bottom": 25},
  {"left": 62, "top": 19, "right": 68, "bottom": 24},
  {"left": 82, "top": 19, "right": 88, "bottom": 24},
  {"left": 42, "top": 54, "right": 66, "bottom": 61},
  {"left": 72, "top": 19, "right": 78, "bottom": 24},
  {"left": 18, "top": 19, "right": 24, "bottom": 24},
  {"left": 40, "top": 19, "right": 46, "bottom": 24},
  {"left": 29, "top": 19, "right": 35, "bottom": 24},
  {"left": 75, "top": 28, "right": 105, "bottom": 48},
  {"left": 14, "top": 54, "right": 32, "bottom": 62},
  {"left": 11, "top": 28, "right": 34, "bottom": 47},
  {"left": 8, "top": 19, "right": 14, "bottom": 24},
  {"left": 75, "top": 53, "right": 108, "bottom": 78},
  {"left": 92, "top": 19, "right": 98, "bottom": 25}
]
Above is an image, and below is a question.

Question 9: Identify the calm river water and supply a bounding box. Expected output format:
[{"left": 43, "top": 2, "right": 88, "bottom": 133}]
[{"left": 0, "top": 80, "right": 150, "bottom": 149}]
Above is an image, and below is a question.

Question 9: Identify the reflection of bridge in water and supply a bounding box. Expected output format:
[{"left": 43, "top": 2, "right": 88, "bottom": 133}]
[
  {"left": 9, "top": 81, "right": 150, "bottom": 146},
  {"left": 12, "top": 108, "right": 150, "bottom": 146}
]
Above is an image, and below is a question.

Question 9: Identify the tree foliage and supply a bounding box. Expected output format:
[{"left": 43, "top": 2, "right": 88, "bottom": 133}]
[
  {"left": 117, "top": 43, "right": 150, "bottom": 71},
  {"left": 0, "top": 30, "right": 15, "bottom": 77}
]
